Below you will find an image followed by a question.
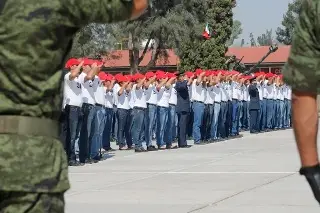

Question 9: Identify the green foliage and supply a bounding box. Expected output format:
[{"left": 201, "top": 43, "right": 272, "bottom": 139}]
[
  {"left": 276, "top": 0, "right": 302, "bottom": 45},
  {"left": 226, "top": 20, "right": 243, "bottom": 46},
  {"left": 257, "top": 29, "right": 273, "bottom": 46},
  {"left": 179, "top": 0, "right": 235, "bottom": 72},
  {"left": 70, "top": 24, "right": 117, "bottom": 58}
]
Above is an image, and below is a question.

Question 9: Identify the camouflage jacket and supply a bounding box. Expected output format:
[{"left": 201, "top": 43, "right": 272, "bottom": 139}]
[{"left": 0, "top": 0, "right": 133, "bottom": 192}]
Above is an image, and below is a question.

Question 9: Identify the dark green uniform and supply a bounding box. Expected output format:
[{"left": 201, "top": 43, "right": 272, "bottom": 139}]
[
  {"left": 0, "top": 0, "right": 134, "bottom": 212},
  {"left": 283, "top": 0, "right": 320, "bottom": 92}
]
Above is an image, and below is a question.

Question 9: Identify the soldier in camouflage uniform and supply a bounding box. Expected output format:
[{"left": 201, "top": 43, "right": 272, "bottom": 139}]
[
  {"left": 0, "top": 0, "right": 148, "bottom": 212},
  {"left": 282, "top": 0, "right": 320, "bottom": 205}
]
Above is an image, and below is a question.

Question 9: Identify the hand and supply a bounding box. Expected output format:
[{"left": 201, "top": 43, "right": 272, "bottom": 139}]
[
  {"left": 71, "top": 61, "right": 84, "bottom": 76},
  {"left": 300, "top": 165, "right": 320, "bottom": 205}
]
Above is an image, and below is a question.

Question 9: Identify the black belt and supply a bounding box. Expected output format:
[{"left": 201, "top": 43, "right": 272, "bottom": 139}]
[
  {"left": 147, "top": 103, "right": 156, "bottom": 106},
  {"left": 95, "top": 103, "right": 104, "bottom": 107},
  {"left": 0, "top": 116, "right": 59, "bottom": 139},
  {"left": 193, "top": 100, "right": 204, "bottom": 103},
  {"left": 169, "top": 104, "right": 176, "bottom": 107},
  {"left": 134, "top": 107, "right": 146, "bottom": 110},
  {"left": 83, "top": 103, "right": 94, "bottom": 106}
]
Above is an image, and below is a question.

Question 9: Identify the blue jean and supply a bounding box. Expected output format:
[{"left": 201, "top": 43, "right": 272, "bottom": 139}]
[
  {"left": 279, "top": 100, "right": 285, "bottom": 128},
  {"left": 275, "top": 100, "right": 281, "bottom": 128},
  {"left": 242, "top": 101, "right": 249, "bottom": 129},
  {"left": 258, "top": 101, "right": 263, "bottom": 131},
  {"left": 210, "top": 102, "right": 221, "bottom": 140},
  {"left": 192, "top": 101, "right": 205, "bottom": 143},
  {"left": 131, "top": 108, "right": 146, "bottom": 148},
  {"left": 117, "top": 108, "right": 132, "bottom": 148},
  {"left": 91, "top": 106, "right": 106, "bottom": 158},
  {"left": 266, "top": 99, "right": 273, "bottom": 129},
  {"left": 102, "top": 107, "right": 114, "bottom": 150},
  {"left": 271, "top": 100, "right": 276, "bottom": 129},
  {"left": 165, "top": 104, "right": 176, "bottom": 145},
  {"left": 261, "top": 99, "right": 267, "bottom": 131},
  {"left": 66, "top": 105, "right": 82, "bottom": 161},
  {"left": 231, "top": 99, "right": 239, "bottom": 135},
  {"left": 79, "top": 103, "right": 96, "bottom": 163},
  {"left": 112, "top": 105, "right": 118, "bottom": 144},
  {"left": 156, "top": 106, "right": 169, "bottom": 147},
  {"left": 218, "top": 101, "right": 228, "bottom": 138},
  {"left": 238, "top": 101, "right": 243, "bottom": 130},
  {"left": 146, "top": 103, "right": 157, "bottom": 147},
  {"left": 284, "top": 99, "right": 292, "bottom": 127}
]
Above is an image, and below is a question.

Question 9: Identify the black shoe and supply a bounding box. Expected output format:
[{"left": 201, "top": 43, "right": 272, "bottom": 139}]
[
  {"left": 135, "top": 147, "right": 148, "bottom": 153},
  {"left": 166, "top": 145, "right": 179, "bottom": 149},
  {"left": 147, "top": 145, "right": 158, "bottom": 151},
  {"left": 92, "top": 155, "right": 101, "bottom": 161},
  {"left": 68, "top": 161, "right": 81, "bottom": 166},
  {"left": 179, "top": 145, "right": 192, "bottom": 148}
]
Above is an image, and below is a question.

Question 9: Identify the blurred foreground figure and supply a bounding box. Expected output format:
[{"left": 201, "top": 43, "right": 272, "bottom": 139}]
[
  {"left": 283, "top": 0, "right": 320, "bottom": 205},
  {"left": 0, "top": 0, "right": 148, "bottom": 212}
]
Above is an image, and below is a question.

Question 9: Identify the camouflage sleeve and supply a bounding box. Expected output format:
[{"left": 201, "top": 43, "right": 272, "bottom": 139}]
[
  {"left": 64, "top": 0, "right": 133, "bottom": 25},
  {"left": 282, "top": 0, "right": 320, "bottom": 93}
]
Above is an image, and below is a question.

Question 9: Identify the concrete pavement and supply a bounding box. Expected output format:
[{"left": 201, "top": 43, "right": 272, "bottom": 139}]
[{"left": 66, "top": 129, "right": 319, "bottom": 213}]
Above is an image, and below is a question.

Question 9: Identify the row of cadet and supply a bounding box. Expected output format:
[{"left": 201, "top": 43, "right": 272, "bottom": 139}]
[{"left": 62, "top": 58, "right": 292, "bottom": 166}]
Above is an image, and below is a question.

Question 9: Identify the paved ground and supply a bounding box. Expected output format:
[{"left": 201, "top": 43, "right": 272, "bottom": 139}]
[{"left": 66, "top": 129, "right": 319, "bottom": 213}]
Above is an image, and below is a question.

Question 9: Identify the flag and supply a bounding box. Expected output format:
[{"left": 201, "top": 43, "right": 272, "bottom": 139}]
[{"left": 202, "top": 23, "right": 211, "bottom": 40}]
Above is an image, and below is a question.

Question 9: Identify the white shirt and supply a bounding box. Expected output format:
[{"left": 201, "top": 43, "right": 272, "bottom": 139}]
[
  {"left": 225, "top": 82, "right": 232, "bottom": 101},
  {"left": 286, "top": 85, "right": 292, "bottom": 100},
  {"left": 243, "top": 85, "right": 249, "bottom": 101},
  {"left": 132, "top": 84, "right": 147, "bottom": 108},
  {"left": 205, "top": 86, "right": 214, "bottom": 104},
  {"left": 63, "top": 72, "right": 82, "bottom": 108},
  {"left": 157, "top": 86, "right": 171, "bottom": 108},
  {"left": 169, "top": 84, "right": 177, "bottom": 105},
  {"left": 279, "top": 86, "right": 285, "bottom": 101},
  {"left": 272, "top": 85, "right": 277, "bottom": 100},
  {"left": 192, "top": 80, "right": 205, "bottom": 102},
  {"left": 115, "top": 84, "right": 130, "bottom": 110},
  {"left": 212, "top": 84, "right": 222, "bottom": 102},
  {"left": 220, "top": 83, "right": 228, "bottom": 102},
  {"left": 188, "top": 85, "right": 193, "bottom": 102},
  {"left": 257, "top": 82, "right": 264, "bottom": 101},
  {"left": 104, "top": 87, "right": 114, "bottom": 109},
  {"left": 79, "top": 72, "right": 96, "bottom": 105},
  {"left": 264, "top": 83, "right": 274, "bottom": 99},
  {"left": 128, "top": 90, "right": 134, "bottom": 109},
  {"left": 146, "top": 84, "right": 158, "bottom": 105},
  {"left": 93, "top": 76, "right": 105, "bottom": 105},
  {"left": 231, "top": 82, "right": 239, "bottom": 100},
  {"left": 239, "top": 85, "right": 245, "bottom": 101}
]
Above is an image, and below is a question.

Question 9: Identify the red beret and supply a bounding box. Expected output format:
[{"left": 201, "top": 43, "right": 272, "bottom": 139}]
[
  {"left": 83, "top": 59, "right": 94, "bottom": 66},
  {"left": 155, "top": 70, "right": 165, "bottom": 76},
  {"left": 125, "top": 75, "right": 132, "bottom": 82},
  {"left": 65, "top": 58, "right": 79, "bottom": 68},
  {"left": 195, "top": 69, "right": 203, "bottom": 76},
  {"left": 98, "top": 72, "right": 107, "bottom": 81},
  {"left": 156, "top": 72, "right": 167, "bottom": 80},
  {"left": 145, "top": 72, "right": 155, "bottom": 79},
  {"left": 134, "top": 73, "right": 145, "bottom": 81},
  {"left": 167, "top": 72, "right": 176, "bottom": 78},
  {"left": 185, "top": 71, "right": 194, "bottom": 78}
]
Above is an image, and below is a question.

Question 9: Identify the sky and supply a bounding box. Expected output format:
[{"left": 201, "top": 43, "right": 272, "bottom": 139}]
[{"left": 233, "top": 0, "right": 292, "bottom": 44}]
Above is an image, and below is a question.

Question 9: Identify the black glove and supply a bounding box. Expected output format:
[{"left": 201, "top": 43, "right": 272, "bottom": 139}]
[{"left": 300, "top": 164, "right": 320, "bottom": 205}]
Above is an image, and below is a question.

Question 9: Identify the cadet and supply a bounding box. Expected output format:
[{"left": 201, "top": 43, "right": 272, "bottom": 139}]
[
  {"left": 0, "top": 0, "right": 148, "bottom": 212},
  {"left": 282, "top": 0, "right": 320, "bottom": 205}
]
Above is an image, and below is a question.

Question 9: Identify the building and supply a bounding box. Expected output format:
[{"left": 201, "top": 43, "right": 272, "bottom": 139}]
[{"left": 102, "top": 45, "right": 290, "bottom": 73}]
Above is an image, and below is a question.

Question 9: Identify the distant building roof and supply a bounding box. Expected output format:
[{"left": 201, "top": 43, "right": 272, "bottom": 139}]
[
  {"left": 102, "top": 46, "right": 291, "bottom": 68},
  {"left": 226, "top": 45, "right": 291, "bottom": 64}
]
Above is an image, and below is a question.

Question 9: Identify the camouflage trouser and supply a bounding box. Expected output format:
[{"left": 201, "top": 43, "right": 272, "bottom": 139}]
[
  {"left": 0, "top": 134, "right": 70, "bottom": 213},
  {"left": 282, "top": 0, "right": 320, "bottom": 93},
  {"left": 0, "top": 192, "right": 64, "bottom": 213}
]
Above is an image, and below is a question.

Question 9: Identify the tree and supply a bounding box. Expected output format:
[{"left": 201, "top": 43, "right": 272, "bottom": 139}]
[
  {"left": 249, "top": 33, "right": 256, "bottom": 47},
  {"left": 178, "top": 0, "right": 235, "bottom": 71},
  {"left": 257, "top": 29, "right": 273, "bottom": 46},
  {"left": 240, "top": 38, "right": 245, "bottom": 47},
  {"left": 226, "top": 20, "right": 243, "bottom": 46},
  {"left": 276, "top": 0, "right": 302, "bottom": 45},
  {"left": 112, "top": 0, "right": 198, "bottom": 73},
  {"left": 70, "top": 24, "right": 117, "bottom": 58}
]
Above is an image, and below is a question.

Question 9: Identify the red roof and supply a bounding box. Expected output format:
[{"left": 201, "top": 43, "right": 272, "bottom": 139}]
[
  {"left": 102, "top": 46, "right": 291, "bottom": 68},
  {"left": 226, "top": 45, "right": 291, "bottom": 64}
]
